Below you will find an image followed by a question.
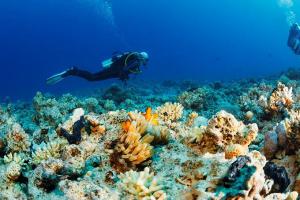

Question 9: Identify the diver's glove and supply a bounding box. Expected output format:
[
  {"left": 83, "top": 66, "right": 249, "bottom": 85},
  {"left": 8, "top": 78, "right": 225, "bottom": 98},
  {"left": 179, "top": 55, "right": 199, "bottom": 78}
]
[
  {"left": 46, "top": 67, "right": 76, "bottom": 85},
  {"left": 288, "top": 23, "right": 300, "bottom": 55}
]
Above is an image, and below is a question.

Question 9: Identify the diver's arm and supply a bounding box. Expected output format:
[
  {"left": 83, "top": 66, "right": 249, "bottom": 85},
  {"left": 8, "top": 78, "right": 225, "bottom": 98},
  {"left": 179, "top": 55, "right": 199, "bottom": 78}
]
[{"left": 123, "top": 60, "right": 141, "bottom": 74}]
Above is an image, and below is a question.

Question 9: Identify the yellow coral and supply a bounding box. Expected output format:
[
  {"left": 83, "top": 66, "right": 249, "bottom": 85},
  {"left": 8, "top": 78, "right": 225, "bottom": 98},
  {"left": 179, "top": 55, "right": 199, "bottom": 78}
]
[
  {"left": 156, "top": 102, "right": 183, "bottom": 123},
  {"left": 119, "top": 167, "right": 167, "bottom": 200},
  {"left": 185, "top": 112, "right": 198, "bottom": 127}
]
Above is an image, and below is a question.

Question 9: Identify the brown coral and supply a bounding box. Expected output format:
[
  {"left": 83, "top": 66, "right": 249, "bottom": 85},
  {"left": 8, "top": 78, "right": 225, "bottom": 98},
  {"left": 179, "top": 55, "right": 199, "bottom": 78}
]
[{"left": 189, "top": 110, "right": 258, "bottom": 158}]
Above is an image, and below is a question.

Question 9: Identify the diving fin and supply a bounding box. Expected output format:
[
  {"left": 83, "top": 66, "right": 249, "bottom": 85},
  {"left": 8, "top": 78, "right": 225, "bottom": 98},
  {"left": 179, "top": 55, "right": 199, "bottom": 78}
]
[{"left": 46, "top": 71, "right": 67, "bottom": 85}]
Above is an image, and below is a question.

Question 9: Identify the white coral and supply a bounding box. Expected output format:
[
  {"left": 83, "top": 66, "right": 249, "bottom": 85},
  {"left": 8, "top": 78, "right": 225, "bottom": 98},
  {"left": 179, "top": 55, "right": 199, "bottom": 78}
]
[{"left": 119, "top": 167, "right": 167, "bottom": 200}]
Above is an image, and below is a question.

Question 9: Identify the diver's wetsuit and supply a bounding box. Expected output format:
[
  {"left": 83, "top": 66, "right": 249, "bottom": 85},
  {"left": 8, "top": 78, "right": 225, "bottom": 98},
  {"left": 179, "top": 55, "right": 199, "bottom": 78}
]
[{"left": 65, "top": 52, "right": 143, "bottom": 81}]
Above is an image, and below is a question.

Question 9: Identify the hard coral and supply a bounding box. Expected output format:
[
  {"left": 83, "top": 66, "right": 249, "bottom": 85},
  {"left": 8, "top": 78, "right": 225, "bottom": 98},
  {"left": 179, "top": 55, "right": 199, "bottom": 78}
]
[
  {"left": 6, "top": 122, "right": 31, "bottom": 153},
  {"left": 268, "top": 82, "right": 294, "bottom": 113},
  {"left": 192, "top": 110, "right": 258, "bottom": 158},
  {"left": 119, "top": 167, "right": 167, "bottom": 200}
]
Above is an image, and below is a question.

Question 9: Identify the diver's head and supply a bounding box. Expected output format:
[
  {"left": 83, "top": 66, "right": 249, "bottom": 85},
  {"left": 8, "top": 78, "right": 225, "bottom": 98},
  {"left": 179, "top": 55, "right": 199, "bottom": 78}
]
[{"left": 139, "top": 52, "right": 149, "bottom": 65}]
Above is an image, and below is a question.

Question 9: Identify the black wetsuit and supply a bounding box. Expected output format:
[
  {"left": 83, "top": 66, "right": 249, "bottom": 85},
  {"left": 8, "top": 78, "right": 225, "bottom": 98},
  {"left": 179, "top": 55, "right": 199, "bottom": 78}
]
[{"left": 65, "top": 52, "right": 143, "bottom": 81}]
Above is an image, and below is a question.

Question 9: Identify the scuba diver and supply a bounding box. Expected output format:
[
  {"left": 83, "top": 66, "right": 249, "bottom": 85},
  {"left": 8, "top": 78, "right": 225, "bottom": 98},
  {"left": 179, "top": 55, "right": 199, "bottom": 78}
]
[
  {"left": 46, "top": 51, "right": 149, "bottom": 84},
  {"left": 288, "top": 23, "right": 300, "bottom": 54}
]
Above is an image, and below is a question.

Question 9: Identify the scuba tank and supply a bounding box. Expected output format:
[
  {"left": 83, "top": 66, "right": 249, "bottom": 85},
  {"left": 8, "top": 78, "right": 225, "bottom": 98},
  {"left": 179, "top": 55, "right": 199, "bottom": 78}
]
[{"left": 102, "top": 58, "right": 113, "bottom": 68}]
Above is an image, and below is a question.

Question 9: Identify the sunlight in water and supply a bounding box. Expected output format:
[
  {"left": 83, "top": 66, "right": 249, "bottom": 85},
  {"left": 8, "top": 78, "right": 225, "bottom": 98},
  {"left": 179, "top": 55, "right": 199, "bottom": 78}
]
[
  {"left": 279, "top": 0, "right": 293, "bottom": 8},
  {"left": 278, "top": 0, "right": 296, "bottom": 25},
  {"left": 79, "top": 0, "right": 116, "bottom": 27}
]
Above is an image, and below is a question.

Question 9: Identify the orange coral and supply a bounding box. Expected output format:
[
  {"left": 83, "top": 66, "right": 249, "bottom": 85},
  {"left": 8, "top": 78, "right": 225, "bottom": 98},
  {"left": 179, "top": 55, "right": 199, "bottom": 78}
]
[
  {"left": 143, "top": 107, "right": 159, "bottom": 126},
  {"left": 225, "top": 144, "right": 246, "bottom": 159},
  {"left": 122, "top": 120, "right": 132, "bottom": 133}
]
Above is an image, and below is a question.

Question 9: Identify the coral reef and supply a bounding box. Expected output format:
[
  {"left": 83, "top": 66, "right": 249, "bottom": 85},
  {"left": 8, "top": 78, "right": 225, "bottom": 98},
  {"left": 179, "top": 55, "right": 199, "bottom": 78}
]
[{"left": 1, "top": 70, "right": 300, "bottom": 199}]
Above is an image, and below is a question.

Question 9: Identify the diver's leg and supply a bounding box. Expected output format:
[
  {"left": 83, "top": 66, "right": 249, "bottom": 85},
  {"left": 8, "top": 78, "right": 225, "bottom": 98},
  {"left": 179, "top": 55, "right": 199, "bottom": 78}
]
[
  {"left": 47, "top": 67, "right": 100, "bottom": 84},
  {"left": 67, "top": 67, "right": 119, "bottom": 81},
  {"left": 66, "top": 67, "right": 104, "bottom": 81}
]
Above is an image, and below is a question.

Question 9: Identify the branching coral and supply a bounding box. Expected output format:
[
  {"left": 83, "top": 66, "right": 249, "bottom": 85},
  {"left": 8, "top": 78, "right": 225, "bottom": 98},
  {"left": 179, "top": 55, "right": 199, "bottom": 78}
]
[
  {"left": 118, "top": 167, "right": 167, "bottom": 200},
  {"left": 4, "top": 152, "right": 26, "bottom": 166}
]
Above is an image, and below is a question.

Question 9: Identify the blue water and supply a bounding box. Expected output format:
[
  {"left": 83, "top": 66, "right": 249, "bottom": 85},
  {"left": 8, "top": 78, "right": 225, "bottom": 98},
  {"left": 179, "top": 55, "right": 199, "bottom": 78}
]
[{"left": 0, "top": 0, "right": 299, "bottom": 100}]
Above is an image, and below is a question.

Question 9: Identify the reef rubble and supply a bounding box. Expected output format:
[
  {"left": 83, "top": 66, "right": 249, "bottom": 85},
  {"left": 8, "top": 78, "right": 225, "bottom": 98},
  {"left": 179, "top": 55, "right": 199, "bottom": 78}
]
[{"left": 1, "top": 70, "right": 300, "bottom": 199}]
